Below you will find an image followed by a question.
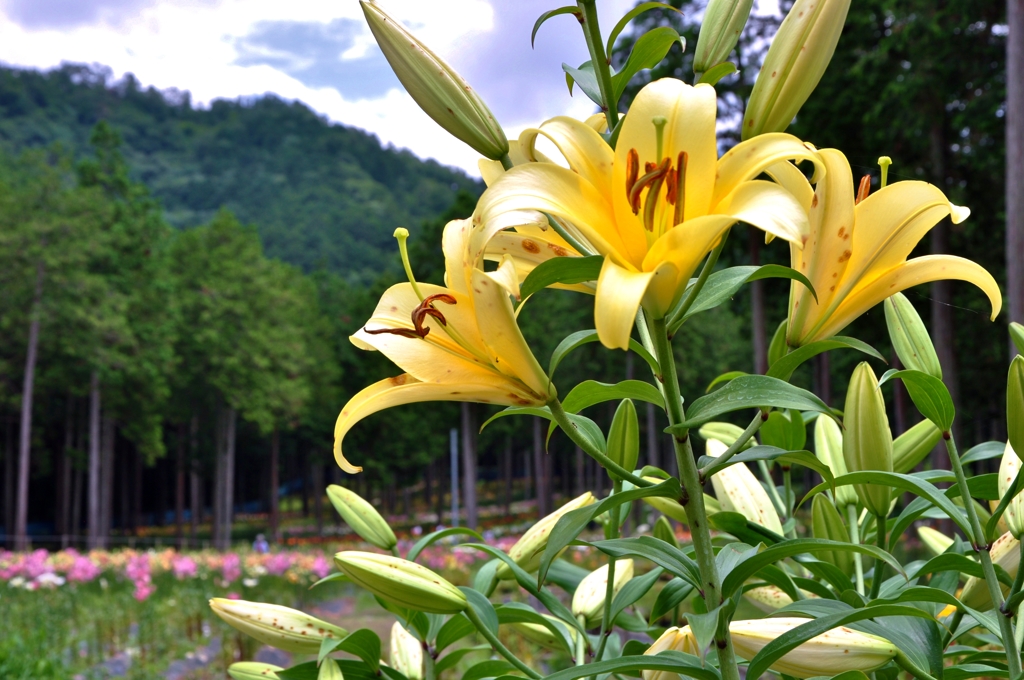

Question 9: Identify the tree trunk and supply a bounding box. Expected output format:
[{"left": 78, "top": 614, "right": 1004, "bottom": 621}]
[
  {"left": 221, "top": 407, "right": 237, "bottom": 549},
  {"left": 269, "top": 426, "right": 280, "bottom": 542},
  {"left": 100, "top": 413, "right": 116, "bottom": 548},
  {"left": 133, "top": 449, "right": 143, "bottom": 535},
  {"left": 749, "top": 231, "right": 768, "bottom": 374},
  {"left": 176, "top": 424, "right": 186, "bottom": 546},
  {"left": 1008, "top": 0, "right": 1024, "bottom": 354},
  {"left": 461, "top": 403, "right": 478, "bottom": 530},
  {"left": 119, "top": 449, "right": 130, "bottom": 540},
  {"left": 213, "top": 405, "right": 225, "bottom": 548},
  {"left": 57, "top": 396, "right": 74, "bottom": 539},
  {"left": 71, "top": 466, "right": 83, "bottom": 543},
  {"left": 4, "top": 417, "right": 14, "bottom": 547},
  {"left": 532, "top": 417, "right": 550, "bottom": 517},
  {"left": 189, "top": 413, "right": 200, "bottom": 546},
  {"left": 14, "top": 261, "right": 44, "bottom": 550},
  {"left": 87, "top": 371, "right": 101, "bottom": 549}
]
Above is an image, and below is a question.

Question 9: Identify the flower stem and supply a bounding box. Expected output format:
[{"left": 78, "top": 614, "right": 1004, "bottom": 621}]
[
  {"left": 667, "top": 232, "right": 729, "bottom": 335},
  {"left": 548, "top": 399, "right": 653, "bottom": 488},
  {"left": 943, "top": 432, "right": 1023, "bottom": 678},
  {"left": 697, "top": 413, "right": 764, "bottom": 482},
  {"left": 940, "top": 609, "right": 963, "bottom": 649},
  {"left": 869, "top": 513, "right": 886, "bottom": 600},
  {"left": 894, "top": 650, "right": 940, "bottom": 680},
  {"left": 575, "top": 615, "right": 588, "bottom": 666},
  {"left": 591, "top": 481, "right": 622, "bottom": 671},
  {"left": 576, "top": 0, "right": 619, "bottom": 131},
  {"left": 465, "top": 604, "right": 542, "bottom": 679},
  {"left": 423, "top": 642, "right": 436, "bottom": 680},
  {"left": 757, "top": 460, "right": 787, "bottom": 518},
  {"left": 649, "top": 315, "right": 741, "bottom": 680},
  {"left": 846, "top": 503, "right": 865, "bottom": 596}
]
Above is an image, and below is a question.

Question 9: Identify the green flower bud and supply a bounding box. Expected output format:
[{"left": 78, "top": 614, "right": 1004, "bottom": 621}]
[
  {"left": 730, "top": 618, "right": 897, "bottom": 677},
  {"left": 572, "top": 559, "right": 634, "bottom": 627},
  {"left": 698, "top": 421, "right": 755, "bottom": 449},
  {"left": 842, "top": 362, "right": 893, "bottom": 517},
  {"left": 228, "top": 663, "right": 283, "bottom": 680},
  {"left": 318, "top": 659, "right": 343, "bottom": 680},
  {"left": 360, "top": 1, "right": 508, "bottom": 160},
  {"left": 496, "top": 492, "right": 596, "bottom": 580},
  {"left": 209, "top": 599, "right": 347, "bottom": 654},
  {"left": 916, "top": 526, "right": 954, "bottom": 557},
  {"left": 708, "top": 438, "right": 784, "bottom": 534},
  {"left": 640, "top": 476, "right": 720, "bottom": 524},
  {"left": 608, "top": 399, "right": 640, "bottom": 481},
  {"left": 333, "top": 551, "right": 466, "bottom": 614},
  {"left": 508, "top": 615, "right": 578, "bottom": 650},
  {"left": 1010, "top": 322, "right": 1024, "bottom": 355},
  {"left": 742, "top": 0, "right": 852, "bottom": 139},
  {"left": 813, "top": 415, "right": 856, "bottom": 507},
  {"left": 811, "top": 495, "right": 852, "bottom": 575},
  {"left": 652, "top": 515, "right": 679, "bottom": 548},
  {"left": 389, "top": 622, "right": 423, "bottom": 680},
  {"left": 693, "top": 0, "right": 753, "bottom": 74},
  {"left": 999, "top": 443, "right": 1024, "bottom": 540},
  {"left": 892, "top": 419, "right": 943, "bottom": 474},
  {"left": 884, "top": 293, "right": 942, "bottom": 379},
  {"left": 327, "top": 485, "right": 397, "bottom": 551},
  {"left": 960, "top": 531, "right": 1020, "bottom": 610},
  {"left": 1008, "top": 356, "right": 1024, "bottom": 462}
]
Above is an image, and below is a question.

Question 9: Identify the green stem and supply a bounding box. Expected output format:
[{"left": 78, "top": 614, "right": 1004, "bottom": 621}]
[
  {"left": 944, "top": 433, "right": 1023, "bottom": 677},
  {"left": 757, "top": 460, "right": 787, "bottom": 518},
  {"left": 846, "top": 503, "right": 865, "bottom": 596},
  {"left": 894, "top": 650, "right": 941, "bottom": 680},
  {"left": 576, "top": 0, "right": 619, "bottom": 131},
  {"left": 592, "top": 482, "right": 622, "bottom": 669},
  {"left": 667, "top": 234, "right": 729, "bottom": 335},
  {"left": 782, "top": 468, "right": 794, "bottom": 520},
  {"left": 869, "top": 514, "right": 886, "bottom": 600},
  {"left": 465, "top": 605, "right": 542, "bottom": 679},
  {"left": 499, "top": 153, "right": 514, "bottom": 171},
  {"left": 698, "top": 413, "right": 764, "bottom": 482},
  {"left": 545, "top": 213, "right": 595, "bottom": 257},
  {"left": 649, "top": 316, "right": 741, "bottom": 680},
  {"left": 548, "top": 399, "right": 653, "bottom": 488},
  {"left": 940, "top": 610, "right": 964, "bottom": 649},
  {"left": 575, "top": 615, "right": 588, "bottom": 666},
  {"left": 1007, "top": 538, "right": 1024, "bottom": 611},
  {"left": 423, "top": 643, "right": 436, "bottom": 680}
]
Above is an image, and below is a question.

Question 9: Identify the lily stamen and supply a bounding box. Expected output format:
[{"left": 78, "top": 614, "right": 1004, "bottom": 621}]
[
  {"left": 625, "top": 148, "right": 639, "bottom": 199},
  {"left": 855, "top": 175, "right": 871, "bottom": 204},
  {"left": 672, "top": 151, "right": 688, "bottom": 225},
  {"left": 364, "top": 293, "right": 456, "bottom": 340},
  {"left": 628, "top": 158, "right": 671, "bottom": 215}
]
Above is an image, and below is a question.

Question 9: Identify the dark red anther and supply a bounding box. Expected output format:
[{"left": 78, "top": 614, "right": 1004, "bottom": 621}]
[{"left": 855, "top": 175, "right": 871, "bottom": 204}]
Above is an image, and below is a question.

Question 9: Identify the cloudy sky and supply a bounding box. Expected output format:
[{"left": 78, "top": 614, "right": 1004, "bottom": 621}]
[{"left": 0, "top": 0, "right": 649, "bottom": 176}]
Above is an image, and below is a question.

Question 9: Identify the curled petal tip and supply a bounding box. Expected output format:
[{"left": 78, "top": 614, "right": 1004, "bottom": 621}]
[{"left": 950, "top": 204, "right": 971, "bottom": 224}]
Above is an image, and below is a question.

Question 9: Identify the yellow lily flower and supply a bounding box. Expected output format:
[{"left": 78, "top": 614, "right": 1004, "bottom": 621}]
[
  {"left": 784, "top": 147, "right": 1002, "bottom": 346},
  {"left": 332, "top": 218, "right": 550, "bottom": 473},
  {"left": 474, "top": 77, "right": 823, "bottom": 350}
]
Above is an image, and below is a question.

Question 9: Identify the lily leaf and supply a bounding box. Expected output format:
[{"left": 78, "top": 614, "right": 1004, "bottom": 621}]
[
  {"left": 698, "top": 61, "right": 738, "bottom": 86},
  {"left": 961, "top": 440, "right": 1006, "bottom": 464},
  {"left": 698, "top": 446, "right": 833, "bottom": 491},
  {"left": 681, "top": 265, "right": 815, "bottom": 322},
  {"left": 561, "top": 379, "right": 665, "bottom": 414},
  {"left": 879, "top": 369, "right": 955, "bottom": 432},
  {"left": 767, "top": 336, "right": 884, "bottom": 382},
  {"left": 532, "top": 6, "right": 580, "bottom": 48},
  {"left": 649, "top": 577, "right": 695, "bottom": 623},
  {"left": 705, "top": 370, "right": 747, "bottom": 392},
  {"left": 605, "top": 2, "right": 681, "bottom": 55},
  {"left": 563, "top": 61, "right": 603, "bottom": 107},
  {"left": 527, "top": 651, "right": 721, "bottom": 680},
  {"left": 668, "top": 375, "right": 833, "bottom": 432},
  {"left": 549, "top": 329, "right": 659, "bottom": 379},
  {"left": 592, "top": 536, "right": 702, "bottom": 589},
  {"left": 435, "top": 614, "right": 475, "bottom": 653},
  {"left": 611, "top": 27, "right": 684, "bottom": 104},
  {"left": 520, "top": 255, "right": 603, "bottom": 299},
  {"left": 407, "top": 527, "right": 483, "bottom": 562}
]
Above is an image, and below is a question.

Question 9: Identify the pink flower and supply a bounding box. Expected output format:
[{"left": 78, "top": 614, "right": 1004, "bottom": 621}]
[
  {"left": 67, "top": 555, "right": 101, "bottom": 583},
  {"left": 134, "top": 581, "right": 156, "bottom": 601},
  {"left": 311, "top": 555, "right": 330, "bottom": 580},
  {"left": 221, "top": 554, "right": 241, "bottom": 583},
  {"left": 171, "top": 555, "right": 198, "bottom": 580},
  {"left": 226, "top": 591, "right": 241, "bottom": 600},
  {"left": 265, "top": 553, "right": 292, "bottom": 577}
]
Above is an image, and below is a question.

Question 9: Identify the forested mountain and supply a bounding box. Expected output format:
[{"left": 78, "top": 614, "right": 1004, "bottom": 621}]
[{"left": 0, "top": 63, "right": 480, "bottom": 279}]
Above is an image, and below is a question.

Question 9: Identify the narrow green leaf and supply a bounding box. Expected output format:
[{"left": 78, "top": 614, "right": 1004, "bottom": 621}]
[
  {"left": 767, "top": 336, "right": 885, "bottom": 382},
  {"left": 562, "top": 379, "right": 665, "bottom": 414},
  {"left": 479, "top": 405, "right": 551, "bottom": 433},
  {"left": 698, "top": 446, "right": 833, "bottom": 491},
  {"left": 435, "top": 614, "right": 475, "bottom": 653},
  {"left": 433, "top": 646, "right": 489, "bottom": 675},
  {"left": 464, "top": 659, "right": 515, "bottom": 680},
  {"left": 605, "top": 2, "right": 681, "bottom": 55},
  {"left": 537, "top": 652, "right": 721, "bottom": 680},
  {"left": 461, "top": 587, "right": 499, "bottom": 635},
  {"left": 610, "top": 27, "right": 683, "bottom": 104},
  {"left": 961, "top": 441, "right": 1006, "bottom": 464},
  {"left": 669, "top": 375, "right": 833, "bottom": 432},
  {"left": 310, "top": 571, "right": 349, "bottom": 589},
  {"left": 496, "top": 602, "right": 575, "bottom": 654},
  {"left": 407, "top": 527, "right": 483, "bottom": 562},
  {"left": 532, "top": 6, "right": 580, "bottom": 48},
  {"left": 335, "top": 629, "right": 381, "bottom": 673},
  {"left": 698, "top": 61, "right": 738, "bottom": 86},
  {"left": 563, "top": 61, "right": 603, "bottom": 106},
  {"left": 593, "top": 536, "right": 702, "bottom": 588},
  {"left": 705, "top": 370, "right": 747, "bottom": 393},
  {"left": 683, "top": 265, "right": 816, "bottom": 321},
  {"left": 649, "top": 577, "right": 694, "bottom": 623},
  {"left": 608, "top": 567, "right": 663, "bottom": 624},
  {"left": 521, "top": 254, "right": 603, "bottom": 299},
  {"left": 879, "top": 369, "right": 955, "bottom": 431}
]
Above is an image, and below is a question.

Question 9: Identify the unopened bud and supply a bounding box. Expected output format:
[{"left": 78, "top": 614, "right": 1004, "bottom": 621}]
[
  {"left": 572, "top": 559, "right": 634, "bottom": 628},
  {"left": 813, "top": 415, "right": 856, "bottom": 507},
  {"left": 508, "top": 615, "right": 577, "bottom": 650},
  {"left": 960, "top": 531, "right": 1021, "bottom": 610},
  {"left": 708, "top": 438, "right": 784, "bottom": 534},
  {"left": 730, "top": 618, "right": 897, "bottom": 677},
  {"left": 811, "top": 495, "right": 853, "bottom": 575},
  {"left": 693, "top": 0, "right": 753, "bottom": 73},
  {"left": 892, "top": 419, "right": 943, "bottom": 474},
  {"left": 210, "top": 599, "right": 347, "bottom": 654},
  {"left": 608, "top": 399, "right": 640, "bottom": 481},
  {"left": 653, "top": 516, "right": 679, "bottom": 548},
  {"left": 1008, "top": 357, "right": 1024, "bottom": 462},
  {"left": 916, "top": 526, "right": 954, "bottom": 557},
  {"left": 999, "top": 443, "right": 1024, "bottom": 540},
  {"left": 333, "top": 552, "right": 466, "bottom": 614},
  {"left": 885, "top": 293, "right": 942, "bottom": 379},
  {"left": 318, "top": 659, "right": 343, "bottom": 680},
  {"left": 843, "top": 363, "right": 894, "bottom": 517},
  {"left": 742, "top": 0, "right": 852, "bottom": 139},
  {"left": 360, "top": 2, "right": 508, "bottom": 160},
  {"left": 389, "top": 622, "right": 424, "bottom": 680},
  {"left": 327, "top": 485, "right": 397, "bottom": 551},
  {"left": 643, "top": 626, "right": 700, "bottom": 680},
  {"left": 496, "top": 492, "right": 596, "bottom": 580},
  {"left": 640, "top": 476, "right": 720, "bottom": 524},
  {"left": 228, "top": 662, "right": 284, "bottom": 680},
  {"left": 699, "top": 421, "right": 755, "bottom": 449},
  {"left": 744, "top": 584, "right": 793, "bottom": 613}
]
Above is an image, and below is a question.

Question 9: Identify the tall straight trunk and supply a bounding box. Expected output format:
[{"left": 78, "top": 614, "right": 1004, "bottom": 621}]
[
  {"left": 4, "top": 417, "right": 14, "bottom": 546},
  {"left": 301, "top": 452, "right": 310, "bottom": 518},
  {"left": 532, "top": 417, "right": 550, "bottom": 517},
  {"left": 175, "top": 424, "right": 186, "bottom": 546},
  {"left": 1008, "top": 0, "right": 1024, "bottom": 354},
  {"left": 119, "top": 450, "right": 130, "bottom": 539},
  {"left": 189, "top": 413, "right": 200, "bottom": 545},
  {"left": 269, "top": 427, "right": 280, "bottom": 542},
  {"left": 312, "top": 461, "right": 324, "bottom": 536},
  {"left": 461, "top": 403, "right": 478, "bottom": 530},
  {"left": 221, "top": 407, "right": 237, "bottom": 549},
  {"left": 132, "top": 450, "right": 143, "bottom": 535},
  {"left": 100, "top": 413, "right": 116, "bottom": 548},
  {"left": 57, "top": 396, "right": 74, "bottom": 538},
  {"left": 749, "top": 231, "right": 768, "bottom": 375},
  {"left": 87, "top": 372, "right": 101, "bottom": 548},
  {"left": 71, "top": 466, "right": 83, "bottom": 542},
  {"left": 14, "top": 261, "right": 44, "bottom": 550},
  {"left": 503, "top": 437, "right": 513, "bottom": 515},
  {"left": 213, "top": 405, "right": 225, "bottom": 548}
]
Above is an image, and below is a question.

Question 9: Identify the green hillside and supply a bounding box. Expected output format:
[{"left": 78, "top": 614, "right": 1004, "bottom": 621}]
[{"left": 0, "top": 63, "right": 481, "bottom": 279}]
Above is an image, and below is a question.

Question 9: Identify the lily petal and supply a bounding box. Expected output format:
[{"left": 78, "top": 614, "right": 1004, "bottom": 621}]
[
  {"left": 596, "top": 259, "right": 653, "bottom": 350},
  {"left": 519, "top": 117, "right": 614, "bottom": 196},
  {"left": 643, "top": 214, "right": 736, "bottom": 278},
  {"left": 714, "top": 179, "right": 809, "bottom": 246},
  {"left": 713, "top": 133, "right": 823, "bottom": 209},
  {"left": 483, "top": 231, "right": 591, "bottom": 293}
]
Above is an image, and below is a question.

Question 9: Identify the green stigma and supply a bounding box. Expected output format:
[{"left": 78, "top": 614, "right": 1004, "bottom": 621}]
[
  {"left": 652, "top": 116, "right": 668, "bottom": 160},
  {"left": 394, "top": 227, "right": 424, "bottom": 301},
  {"left": 878, "top": 156, "right": 892, "bottom": 189}
]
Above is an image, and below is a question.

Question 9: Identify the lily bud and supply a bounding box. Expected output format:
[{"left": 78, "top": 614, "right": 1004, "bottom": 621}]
[
  {"left": 708, "top": 438, "right": 784, "bottom": 534},
  {"left": 327, "top": 485, "right": 397, "bottom": 551},
  {"left": 742, "top": 0, "right": 852, "bottom": 139},
  {"left": 699, "top": 421, "right": 755, "bottom": 449},
  {"left": 643, "top": 626, "right": 700, "bottom": 680},
  {"left": 999, "top": 443, "right": 1024, "bottom": 540},
  {"left": 389, "top": 622, "right": 424, "bottom": 680},
  {"left": 653, "top": 516, "right": 679, "bottom": 548},
  {"left": 693, "top": 0, "right": 753, "bottom": 73},
  {"left": 884, "top": 293, "right": 942, "bottom": 379},
  {"left": 318, "top": 659, "right": 343, "bottom": 680},
  {"left": 813, "top": 415, "right": 856, "bottom": 507},
  {"left": 730, "top": 618, "right": 897, "bottom": 678},
  {"left": 608, "top": 399, "right": 640, "bottom": 481},
  {"left": 916, "top": 526, "right": 954, "bottom": 556},
  {"left": 842, "top": 363, "right": 894, "bottom": 517},
  {"left": 811, "top": 495, "right": 853, "bottom": 574},
  {"left": 892, "top": 419, "right": 943, "bottom": 474},
  {"left": 508, "top": 615, "right": 577, "bottom": 650},
  {"left": 333, "top": 552, "right": 466, "bottom": 614},
  {"left": 959, "top": 531, "right": 1021, "bottom": 610},
  {"left": 210, "top": 599, "right": 347, "bottom": 654},
  {"left": 1008, "top": 356, "right": 1024, "bottom": 462},
  {"left": 228, "top": 663, "right": 283, "bottom": 680},
  {"left": 744, "top": 584, "right": 793, "bottom": 613},
  {"left": 572, "top": 559, "right": 634, "bottom": 628},
  {"left": 640, "top": 476, "right": 721, "bottom": 524},
  {"left": 360, "top": 1, "right": 508, "bottom": 160},
  {"left": 1010, "top": 322, "right": 1024, "bottom": 355},
  {"left": 496, "top": 492, "right": 596, "bottom": 580}
]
